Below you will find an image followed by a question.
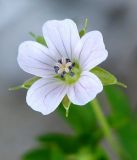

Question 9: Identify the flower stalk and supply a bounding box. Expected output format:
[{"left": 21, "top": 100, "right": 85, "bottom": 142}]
[{"left": 91, "top": 98, "right": 122, "bottom": 159}]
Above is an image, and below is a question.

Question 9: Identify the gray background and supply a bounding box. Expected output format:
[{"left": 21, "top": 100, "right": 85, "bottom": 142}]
[{"left": 0, "top": 0, "right": 137, "bottom": 159}]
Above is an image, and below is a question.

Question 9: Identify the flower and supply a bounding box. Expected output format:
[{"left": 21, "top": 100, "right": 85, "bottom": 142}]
[{"left": 18, "top": 19, "right": 108, "bottom": 115}]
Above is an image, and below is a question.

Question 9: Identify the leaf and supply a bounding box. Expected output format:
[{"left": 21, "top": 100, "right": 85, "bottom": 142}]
[
  {"left": 105, "top": 86, "right": 132, "bottom": 125},
  {"left": 22, "top": 148, "right": 50, "bottom": 160},
  {"left": 38, "top": 133, "right": 80, "bottom": 154},
  {"left": 29, "top": 32, "right": 47, "bottom": 46},
  {"left": 105, "top": 86, "right": 137, "bottom": 159},
  {"left": 79, "top": 18, "right": 88, "bottom": 37},
  {"left": 23, "top": 133, "right": 107, "bottom": 160},
  {"left": 9, "top": 77, "right": 40, "bottom": 91},
  {"left": 58, "top": 103, "right": 102, "bottom": 141},
  {"left": 22, "top": 147, "right": 64, "bottom": 160},
  {"left": 38, "top": 132, "right": 103, "bottom": 155},
  {"left": 76, "top": 147, "right": 109, "bottom": 160},
  {"left": 91, "top": 66, "right": 127, "bottom": 88}
]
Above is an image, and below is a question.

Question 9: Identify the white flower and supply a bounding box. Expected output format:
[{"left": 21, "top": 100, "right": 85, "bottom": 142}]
[{"left": 18, "top": 19, "right": 108, "bottom": 115}]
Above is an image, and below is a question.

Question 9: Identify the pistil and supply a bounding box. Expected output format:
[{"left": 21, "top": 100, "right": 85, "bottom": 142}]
[{"left": 54, "top": 58, "right": 75, "bottom": 78}]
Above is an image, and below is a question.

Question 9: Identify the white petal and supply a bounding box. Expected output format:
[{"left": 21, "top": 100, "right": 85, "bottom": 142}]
[
  {"left": 67, "top": 71, "right": 103, "bottom": 105},
  {"left": 82, "top": 49, "right": 108, "bottom": 71},
  {"left": 42, "top": 19, "right": 80, "bottom": 59},
  {"left": 18, "top": 41, "right": 57, "bottom": 77},
  {"left": 26, "top": 77, "right": 68, "bottom": 115},
  {"left": 74, "top": 31, "right": 108, "bottom": 71}
]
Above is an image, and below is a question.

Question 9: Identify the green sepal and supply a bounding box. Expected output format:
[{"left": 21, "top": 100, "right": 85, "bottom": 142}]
[
  {"left": 62, "top": 96, "right": 71, "bottom": 117},
  {"left": 9, "top": 77, "right": 40, "bottom": 91},
  {"left": 29, "top": 32, "right": 47, "bottom": 46},
  {"left": 91, "top": 66, "right": 127, "bottom": 88},
  {"left": 79, "top": 18, "right": 88, "bottom": 37}
]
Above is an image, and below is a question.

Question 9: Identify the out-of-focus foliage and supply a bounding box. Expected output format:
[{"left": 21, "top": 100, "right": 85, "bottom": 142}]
[
  {"left": 105, "top": 86, "right": 137, "bottom": 160},
  {"left": 22, "top": 86, "right": 137, "bottom": 160},
  {"left": 22, "top": 147, "right": 64, "bottom": 160}
]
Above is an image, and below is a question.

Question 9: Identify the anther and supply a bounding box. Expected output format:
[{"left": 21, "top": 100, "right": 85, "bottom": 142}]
[
  {"left": 66, "top": 58, "right": 71, "bottom": 63},
  {"left": 61, "top": 71, "right": 66, "bottom": 78},
  {"left": 70, "top": 72, "right": 75, "bottom": 77},
  {"left": 54, "top": 66, "right": 59, "bottom": 73},
  {"left": 72, "top": 62, "right": 75, "bottom": 67},
  {"left": 58, "top": 59, "right": 62, "bottom": 64},
  {"left": 68, "top": 66, "right": 72, "bottom": 70}
]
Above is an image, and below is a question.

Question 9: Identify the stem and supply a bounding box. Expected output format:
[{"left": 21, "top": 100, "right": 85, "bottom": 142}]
[{"left": 91, "top": 99, "right": 121, "bottom": 158}]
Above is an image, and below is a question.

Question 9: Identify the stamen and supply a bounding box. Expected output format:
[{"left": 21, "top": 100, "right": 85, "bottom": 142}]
[
  {"left": 54, "top": 66, "right": 59, "bottom": 73},
  {"left": 68, "top": 66, "right": 72, "bottom": 70},
  {"left": 61, "top": 71, "right": 66, "bottom": 78},
  {"left": 58, "top": 59, "right": 62, "bottom": 64},
  {"left": 54, "top": 58, "right": 75, "bottom": 78},
  {"left": 72, "top": 62, "right": 75, "bottom": 67},
  {"left": 66, "top": 58, "right": 71, "bottom": 63},
  {"left": 70, "top": 72, "right": 74, "bottom": 77}
]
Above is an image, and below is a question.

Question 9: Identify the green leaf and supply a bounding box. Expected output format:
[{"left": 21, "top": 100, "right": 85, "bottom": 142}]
[
  {"left": 58, "top": 103, "right": 102, "bottom": 139},
  {"left": 22, "top": 148, "right": 50, "bottom": 160},
  {"left": 79, "top": 18, "right": 88, "bottom": 37},
  {"left": 23, "top": 133, "right": 107, "bottom": 160},
  {"left": 105, "top": 86, "right": 132, "bottom": 125},
  {"left": 9, "top": 77, "right": 40, "bottom": 91},
  {"left": 91, "top": 66, "right": 127, "bottom": 88},
  {"left": 105, "top": 86, "right": 137, "bottom": 159},
  {"left": 22, "top": 147, "right": 64, "bottom": 160},
  {"left": 29, "top": 32, "right": 47, "bottom": 46},
  {"left": 38, "top": 133, "right": 80, "bottom": 154},
  {"left": 38, "top": 132, "right": 103, "bottom": 155}
]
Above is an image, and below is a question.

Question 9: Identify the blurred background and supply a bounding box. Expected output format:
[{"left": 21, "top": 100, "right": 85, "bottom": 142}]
[{"left": 0, "top": 0, "right": 137, "bottom": 159}]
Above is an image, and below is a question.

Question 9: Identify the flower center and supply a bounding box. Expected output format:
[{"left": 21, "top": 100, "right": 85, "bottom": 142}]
[
  {"left": 54, "top": 58, "right": 75, "bottom": 78},
  {"left": 54, "top": 57, "right": 81, "bottom": 84}
]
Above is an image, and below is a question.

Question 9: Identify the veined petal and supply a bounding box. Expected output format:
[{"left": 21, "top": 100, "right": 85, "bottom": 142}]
[
  {"left": 82, "top": 49, "right": 108, "bottom": 71},
  {"left": 67, "top": 71, "right": 103, "bottom": 105},
  {"left": 74, "top": 31, "right": 108, "bottom": 71},
  {"left": 26, "top": 77, "right": 68, "bottom": 115},
  {"left": 18, "top": 41, "right": 56, "bottom": 77},
  {"left": 42, "top": 19, "right": 80, "bottom": 60}
]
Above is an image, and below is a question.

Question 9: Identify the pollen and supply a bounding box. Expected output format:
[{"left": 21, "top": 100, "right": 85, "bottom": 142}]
[{"left": 54, "top": 58, "right": 75, "bottom": 78}]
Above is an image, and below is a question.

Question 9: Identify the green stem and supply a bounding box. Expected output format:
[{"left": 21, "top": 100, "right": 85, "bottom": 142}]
[{"left": 91, "top": 99, "right": 121, "bottom": 158}]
